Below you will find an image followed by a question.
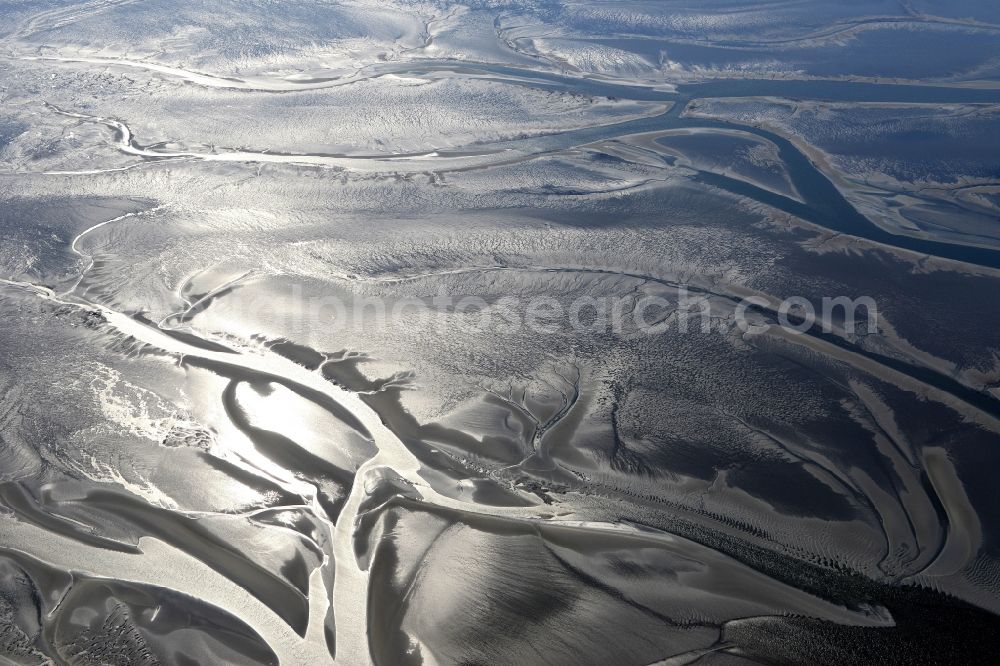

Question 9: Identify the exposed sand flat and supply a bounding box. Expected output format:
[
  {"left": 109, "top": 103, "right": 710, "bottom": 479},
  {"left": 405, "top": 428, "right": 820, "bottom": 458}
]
[{"left": 2, "top": 1, "right": 1000, "bottom": 664}]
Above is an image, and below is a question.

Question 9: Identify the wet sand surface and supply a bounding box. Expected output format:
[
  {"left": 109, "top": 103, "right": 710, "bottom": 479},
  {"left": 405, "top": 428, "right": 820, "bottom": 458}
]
[{"left": 1, "top": 1, "right": 1000, "bottom": 664}]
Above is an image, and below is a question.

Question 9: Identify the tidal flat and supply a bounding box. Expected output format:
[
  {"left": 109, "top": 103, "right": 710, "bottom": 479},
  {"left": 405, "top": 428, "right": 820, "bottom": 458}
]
[{"left": 1, "top": 1, "right": 1000, "bottom": 664}]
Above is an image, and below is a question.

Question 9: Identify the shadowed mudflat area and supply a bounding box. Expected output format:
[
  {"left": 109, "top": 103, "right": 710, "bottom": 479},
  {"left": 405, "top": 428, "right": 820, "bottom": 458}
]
[{"left": 1, "top": 1, "right": 1000, "bottom": 664}]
